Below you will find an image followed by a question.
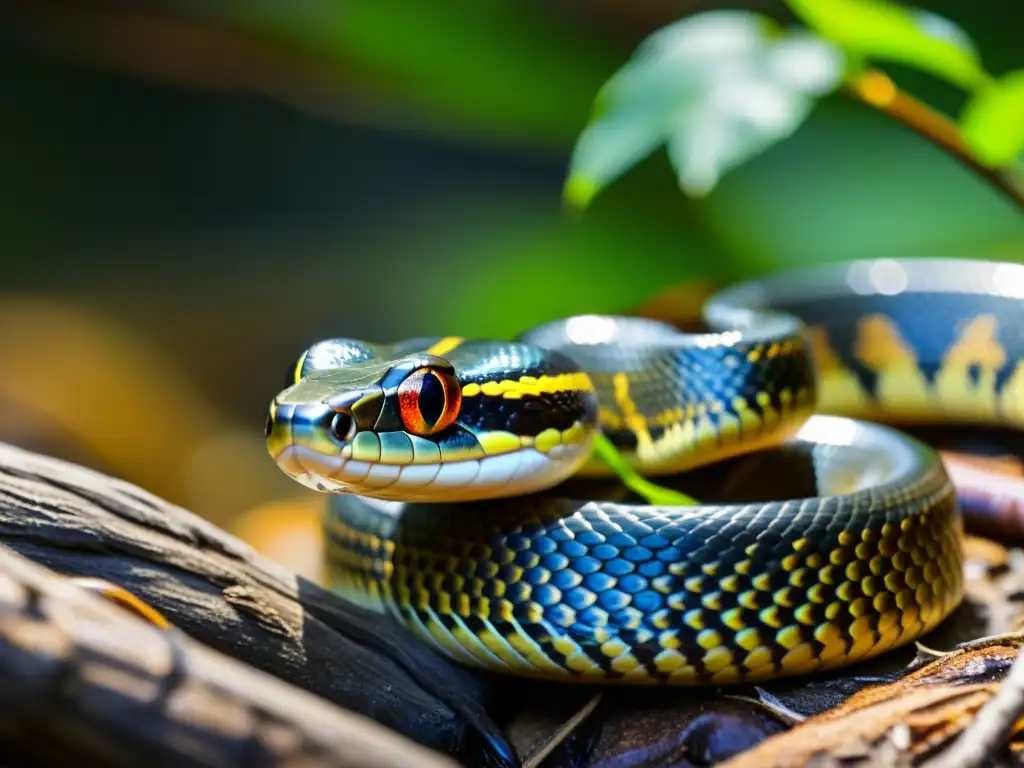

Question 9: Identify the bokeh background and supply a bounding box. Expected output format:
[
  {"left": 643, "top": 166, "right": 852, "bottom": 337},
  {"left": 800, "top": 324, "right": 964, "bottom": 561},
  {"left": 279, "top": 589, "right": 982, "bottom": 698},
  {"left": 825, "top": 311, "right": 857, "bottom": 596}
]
[{"left": 2, "top": 0, "right": 1021, "bottom": 579}]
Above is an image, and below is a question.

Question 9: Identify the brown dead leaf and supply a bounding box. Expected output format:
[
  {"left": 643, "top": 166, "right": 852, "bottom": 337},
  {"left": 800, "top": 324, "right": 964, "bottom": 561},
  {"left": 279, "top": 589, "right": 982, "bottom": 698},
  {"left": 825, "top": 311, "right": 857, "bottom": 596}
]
[
  {"left": 721, "top": 684, "right": 1003, "bottom": 767},
  {"left": 719, "top": 641, "right": 1024, "bottom": 768},
  {"left": 962, "top": 535, "right": 1010, "bottom": 574}
]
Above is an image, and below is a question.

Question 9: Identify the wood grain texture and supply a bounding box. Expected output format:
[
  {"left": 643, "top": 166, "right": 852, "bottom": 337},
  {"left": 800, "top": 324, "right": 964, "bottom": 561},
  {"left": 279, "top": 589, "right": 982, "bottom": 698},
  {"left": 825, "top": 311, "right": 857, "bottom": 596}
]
[
  {"left": 0, "top": 543, "right": 458, "bottom": 767},
  {"left": 0, "top": 441, "right": 514, "bottom": 768}
]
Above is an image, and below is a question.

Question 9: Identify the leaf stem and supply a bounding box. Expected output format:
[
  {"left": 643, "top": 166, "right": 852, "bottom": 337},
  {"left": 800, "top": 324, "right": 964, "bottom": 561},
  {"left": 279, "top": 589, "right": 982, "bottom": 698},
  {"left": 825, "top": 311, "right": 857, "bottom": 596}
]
[
  {"left": 846, "top": 70, "right": 1024, "bottom": 211},
  {"left": 591, "top": 433, "right": 699, "bottom": 506}
]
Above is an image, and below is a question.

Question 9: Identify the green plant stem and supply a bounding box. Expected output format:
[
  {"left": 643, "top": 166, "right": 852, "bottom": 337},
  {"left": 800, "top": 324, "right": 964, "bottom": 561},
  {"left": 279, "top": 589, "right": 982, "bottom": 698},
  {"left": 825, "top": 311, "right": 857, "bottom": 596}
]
[
  {"left": 847, "top": 70, "right": 1024, "bottom": 211},
  {"left": 591, "top": 433, "right": 699, "bottom": 506}
]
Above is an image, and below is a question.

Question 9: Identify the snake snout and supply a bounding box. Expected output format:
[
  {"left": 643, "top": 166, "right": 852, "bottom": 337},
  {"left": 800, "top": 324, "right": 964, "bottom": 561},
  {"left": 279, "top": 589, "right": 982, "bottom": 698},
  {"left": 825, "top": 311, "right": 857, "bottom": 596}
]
[{"left": 265, "top": 397, "right": 350, "bottom": 485}]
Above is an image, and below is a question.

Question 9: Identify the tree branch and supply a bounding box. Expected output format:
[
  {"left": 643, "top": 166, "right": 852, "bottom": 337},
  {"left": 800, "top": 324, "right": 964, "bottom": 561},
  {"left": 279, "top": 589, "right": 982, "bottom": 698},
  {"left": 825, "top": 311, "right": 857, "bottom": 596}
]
[
  {"left": 846, "top": 70, "right": 1024, "bottom": 212},
  {"left": 0, "top": 441, "right": 514, "bottom": 767},
  {"left": 0, "top": 543, "right": 458, "bottom": 768}
]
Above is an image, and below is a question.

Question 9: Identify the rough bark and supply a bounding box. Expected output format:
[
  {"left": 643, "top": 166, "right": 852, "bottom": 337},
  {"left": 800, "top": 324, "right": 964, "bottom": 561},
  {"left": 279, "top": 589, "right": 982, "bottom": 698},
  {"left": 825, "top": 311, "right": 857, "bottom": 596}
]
[
  {"left": 0, "top": 441, "right": 513, "bottom": 768},
  {"left": 0, "top": 542, "right": 458, "bottom": 767}
]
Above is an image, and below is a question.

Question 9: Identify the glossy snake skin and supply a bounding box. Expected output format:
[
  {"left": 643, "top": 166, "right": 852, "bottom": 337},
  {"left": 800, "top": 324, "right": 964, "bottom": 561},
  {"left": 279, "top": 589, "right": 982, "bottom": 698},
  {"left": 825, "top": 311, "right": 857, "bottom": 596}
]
[{"left": 266, "top": 258, "right": 1024, "bottom": 685}]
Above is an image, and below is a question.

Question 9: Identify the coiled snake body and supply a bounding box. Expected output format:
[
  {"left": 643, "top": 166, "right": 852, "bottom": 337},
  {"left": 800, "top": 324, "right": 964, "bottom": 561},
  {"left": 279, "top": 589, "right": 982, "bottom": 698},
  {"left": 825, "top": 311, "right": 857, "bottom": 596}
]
[{"left": 266, "top": 258, "right": 1024, "bottom": 685}]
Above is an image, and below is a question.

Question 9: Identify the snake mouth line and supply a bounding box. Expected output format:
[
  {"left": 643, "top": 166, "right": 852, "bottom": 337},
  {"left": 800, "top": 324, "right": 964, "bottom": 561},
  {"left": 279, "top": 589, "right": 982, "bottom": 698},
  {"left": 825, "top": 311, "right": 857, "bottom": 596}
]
[
  {"left": 276, "top": 434, "right": 597, "bottom": 501},
  {"left": 267, "top": 392, "right": 600, "bottom": 500}
]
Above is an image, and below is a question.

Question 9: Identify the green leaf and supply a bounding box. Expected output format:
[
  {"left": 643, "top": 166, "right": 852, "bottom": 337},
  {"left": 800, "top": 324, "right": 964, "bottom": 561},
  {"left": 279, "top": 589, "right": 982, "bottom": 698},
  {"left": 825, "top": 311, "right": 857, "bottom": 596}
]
[
  {"left": 961, "top": 70, "right": 1024, "bottom": 166},
  {"left": 784, "top": 0, "right": 988, "bottom": 90},
  {"left": 591, "top": 435, "right": 698, "bottom": 506},
  {"left": 563, "top": 114, "right": 666, "bottom": 208},
  {"left": 565, "top": 11, "right": 845, "bottom": 205}
]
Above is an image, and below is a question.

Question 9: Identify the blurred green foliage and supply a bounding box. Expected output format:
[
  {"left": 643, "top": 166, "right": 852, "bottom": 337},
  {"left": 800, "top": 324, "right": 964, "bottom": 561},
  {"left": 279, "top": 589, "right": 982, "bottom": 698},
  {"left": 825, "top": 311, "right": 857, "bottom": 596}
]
[
  {"left": 167, "top": 0, "right": 625, "bottom": 143},
  {"left": 4, "top": 1, "right": 1021, "bottom": 344},
  {"left": 566, "top": 2, "right": 1023, "bottom": 208},
  {"left": 565, "top": 11, "right": 849, "bottom": 204}
]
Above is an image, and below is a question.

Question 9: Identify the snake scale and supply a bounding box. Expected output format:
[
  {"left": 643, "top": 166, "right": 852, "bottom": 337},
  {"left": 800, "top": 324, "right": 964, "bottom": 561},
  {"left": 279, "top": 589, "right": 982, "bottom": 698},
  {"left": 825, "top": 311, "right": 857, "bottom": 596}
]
[{"left": 266, "top": 257, "right": 1024, "bottom": 686}]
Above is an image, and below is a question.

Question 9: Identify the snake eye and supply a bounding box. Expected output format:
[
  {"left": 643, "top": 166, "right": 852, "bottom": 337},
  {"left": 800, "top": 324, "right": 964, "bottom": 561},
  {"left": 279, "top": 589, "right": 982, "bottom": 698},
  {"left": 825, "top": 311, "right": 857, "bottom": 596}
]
[
  {"left": 397, "top": 367, "right": 461, "bottom": 437},
  {"left": 330, "top": 411, "right": 356, "bottom": 442}
]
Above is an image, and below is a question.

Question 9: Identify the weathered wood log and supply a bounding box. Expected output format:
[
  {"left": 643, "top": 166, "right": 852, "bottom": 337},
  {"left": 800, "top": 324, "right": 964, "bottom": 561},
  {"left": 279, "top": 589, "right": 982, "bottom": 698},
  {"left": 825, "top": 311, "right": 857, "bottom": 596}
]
[
  {"left": 0, "top": 542, "right": 458, "bottom": 767},
  {"left": 0, "top": 441, "right": 514, "bottom": 767}
]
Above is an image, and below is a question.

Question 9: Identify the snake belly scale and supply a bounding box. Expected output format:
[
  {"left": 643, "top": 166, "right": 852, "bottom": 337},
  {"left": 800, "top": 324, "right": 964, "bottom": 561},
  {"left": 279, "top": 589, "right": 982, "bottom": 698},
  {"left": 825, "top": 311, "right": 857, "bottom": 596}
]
[{"left": 260, "top": 257, "right": 1024, "bottom": 685}]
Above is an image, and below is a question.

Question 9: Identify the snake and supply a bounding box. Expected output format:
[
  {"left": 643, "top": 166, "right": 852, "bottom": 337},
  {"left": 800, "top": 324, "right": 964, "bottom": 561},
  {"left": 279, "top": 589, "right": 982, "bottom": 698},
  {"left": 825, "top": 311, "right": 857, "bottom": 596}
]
[{"left": 265, "top": 257, "right": 1024, "bottom": 686}]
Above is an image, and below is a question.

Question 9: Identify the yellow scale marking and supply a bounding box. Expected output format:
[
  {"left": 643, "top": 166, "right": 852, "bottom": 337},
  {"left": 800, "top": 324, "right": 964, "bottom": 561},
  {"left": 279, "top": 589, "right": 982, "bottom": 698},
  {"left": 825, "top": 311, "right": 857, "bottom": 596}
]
[
  {"left": 461, "top": 372, "right": 594, "bottom": 400},
  {"left": 424, "top": 336, "right": 465, "bottom": 357}
]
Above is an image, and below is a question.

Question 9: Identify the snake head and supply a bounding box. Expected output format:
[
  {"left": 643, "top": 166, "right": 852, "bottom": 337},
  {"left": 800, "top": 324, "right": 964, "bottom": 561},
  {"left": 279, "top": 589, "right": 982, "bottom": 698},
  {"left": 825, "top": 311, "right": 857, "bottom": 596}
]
[{"left": 266, "top": 338, "right": 599, "bottom": 501}]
